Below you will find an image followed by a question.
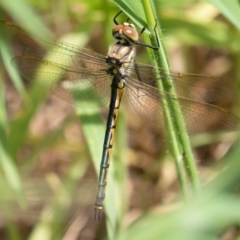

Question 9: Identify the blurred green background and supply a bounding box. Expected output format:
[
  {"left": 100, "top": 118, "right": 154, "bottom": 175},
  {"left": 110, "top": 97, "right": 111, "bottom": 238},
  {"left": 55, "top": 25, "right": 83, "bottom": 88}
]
[{"left": 0, "top": 0, "right": 240, "bottom": 239}]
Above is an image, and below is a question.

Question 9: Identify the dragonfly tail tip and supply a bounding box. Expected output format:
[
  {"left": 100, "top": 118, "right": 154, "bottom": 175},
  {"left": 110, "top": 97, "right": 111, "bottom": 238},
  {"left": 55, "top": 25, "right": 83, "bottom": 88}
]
[{"left": 94, "top": 206, "right": 103, "bottom": 220}]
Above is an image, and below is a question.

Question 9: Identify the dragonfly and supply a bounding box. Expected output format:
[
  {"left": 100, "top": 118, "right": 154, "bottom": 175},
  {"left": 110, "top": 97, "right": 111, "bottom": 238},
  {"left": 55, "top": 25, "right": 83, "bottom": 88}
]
[{"left": 2, "top": 11, "right": 239, "bottom": 220}]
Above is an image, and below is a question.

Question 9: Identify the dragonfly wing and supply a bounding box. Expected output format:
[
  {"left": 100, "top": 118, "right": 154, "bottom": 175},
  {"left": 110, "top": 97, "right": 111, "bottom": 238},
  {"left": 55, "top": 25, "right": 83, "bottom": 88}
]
[
  {"left": 127, "top": 63, "right": 235, "bottom": 103},
  {"left": 126, "top": 77, "right": 239, "bottom": 134},
  {"left": 12, "top": 56, "right": 111, "bottom": 107},
  {"left": 2, "top": 21, "right": 107, "bottom": 65},
  {"left": 175, "top": 97, "right": 238, "bottom": 134},
  {"left": 3, "top": 21, "right": 111, "bottom": 107}
]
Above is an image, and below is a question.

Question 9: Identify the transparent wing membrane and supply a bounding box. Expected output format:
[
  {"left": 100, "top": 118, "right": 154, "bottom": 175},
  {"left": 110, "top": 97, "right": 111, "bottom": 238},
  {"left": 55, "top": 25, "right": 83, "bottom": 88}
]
[
  {"left": 126, "top": 78, "right": 238, "bottom": 134},
  {"left": 12, "top": 56, "right": 110, "bottom": 107},
  {"left": 128, "top": 63, "right": 235, "bottom": 102},
  {"left": 3, "top": 21, "right": 239, "bottom": 134}
]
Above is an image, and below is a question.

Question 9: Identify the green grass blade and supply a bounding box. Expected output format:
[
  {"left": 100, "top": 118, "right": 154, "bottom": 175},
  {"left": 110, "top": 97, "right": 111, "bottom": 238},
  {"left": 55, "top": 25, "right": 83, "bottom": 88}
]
[
  {"left": 0, "top": 0, "right": 52, "bottom": 40},
  {"left": 141, "top": 0, "right": 200, "bottom": 196},
  {"left": 0, "top": 26, "right": 28, "bottom": 101},
  {"left": 0, "top": 41, "right": 22, "bottom": 193},
  {"left": 120, "top": 195, "right": 240, "bottom": 240},
  {"left": 120, "top": 138, "right": 240, "bottom": 240},
  {"left": 115, "top": 0, "right": 199, "bottom": 197},
  {"left": 75, "top": 105, "right": 127, "bottom": 238},
  {"left": 113, "top": 0, "right": 152, "bottom": 32},
  {"left": 207, "top": 0, "right": 240, "bottom": 30}
]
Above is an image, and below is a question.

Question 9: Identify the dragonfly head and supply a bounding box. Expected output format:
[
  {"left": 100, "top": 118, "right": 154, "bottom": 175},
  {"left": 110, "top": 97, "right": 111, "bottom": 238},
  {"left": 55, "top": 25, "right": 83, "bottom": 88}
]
[{"left": 112, "top": 22, "right": 139, "bottom": 45}]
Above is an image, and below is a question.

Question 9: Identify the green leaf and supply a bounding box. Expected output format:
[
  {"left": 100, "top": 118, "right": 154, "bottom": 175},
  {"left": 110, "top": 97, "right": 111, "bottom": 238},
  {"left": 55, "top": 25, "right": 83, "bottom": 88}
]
[
  {"left": 207, "top": 0, "right": 240, "bottom": 30},
  {"left": 0, "top": 0, "right": 52, "bottom": 40}
]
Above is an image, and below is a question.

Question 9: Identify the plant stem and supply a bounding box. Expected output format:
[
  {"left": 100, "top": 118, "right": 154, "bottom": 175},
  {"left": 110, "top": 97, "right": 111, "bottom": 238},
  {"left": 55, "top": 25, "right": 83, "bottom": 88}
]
[{"left": 142, "top": 0, "right": 201, "bottom": 196}]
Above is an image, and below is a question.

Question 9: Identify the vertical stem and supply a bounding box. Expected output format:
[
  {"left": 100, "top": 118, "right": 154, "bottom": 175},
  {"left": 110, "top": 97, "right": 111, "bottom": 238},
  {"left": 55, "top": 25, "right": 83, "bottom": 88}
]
[{"left": 141, "top": 0, "right": 201, "bottom": 196}]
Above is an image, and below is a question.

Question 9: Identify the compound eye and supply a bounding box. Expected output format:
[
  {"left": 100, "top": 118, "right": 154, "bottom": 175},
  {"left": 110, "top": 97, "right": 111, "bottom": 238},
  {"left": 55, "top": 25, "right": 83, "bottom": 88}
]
[
  {"left": 122, "top": 26, "right": 139, "bottom": 42},
  {"left": 112, "top": 24, "right": 124, "bottom": 35}
]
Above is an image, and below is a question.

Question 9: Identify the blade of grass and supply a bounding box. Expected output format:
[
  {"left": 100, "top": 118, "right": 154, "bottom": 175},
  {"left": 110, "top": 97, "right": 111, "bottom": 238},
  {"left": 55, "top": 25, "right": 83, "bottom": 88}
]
[
  {"left": 114, "top": 0, "right": 199, "bottom": 198},
  {"left": 207, "top": 0, "right": 240, "bottom": 31},
  {"left": 104, "top": 110, "right": 127, "bottom": 237},
  {"left": 111, "top": 109, "right": 128, "bottom": 222},
  {"left": 122, "top": 138, "right": 240, "bottom": 239},
  {"left": 113, "top": 0, "right": 152, "bottom": 33},
  {"left": 141, "top": 0, "right": 200, "bottom": 196},
  {"left": 73, "top": 24, "right": 127, "bottom": 240},
  {"left": 142, "top": 0, "right": 200, "bottom": 195},
  {"left": 0, "top": 36, "right": 22, "bottom": 194},
  {"left": 0, "top": 0, "right": 52, "bottom": 40},
  {"left": 75, "top": 105, "right": 124, "bottom": 238},
  {"left": 113, "top": 0, "right": 188, "bottom": 199},
  {"left": 0, "top": 22, "right": 28, "bottom": 101},
  {"left": 120, "top": 193, "right": 240, "bottom": 240}
]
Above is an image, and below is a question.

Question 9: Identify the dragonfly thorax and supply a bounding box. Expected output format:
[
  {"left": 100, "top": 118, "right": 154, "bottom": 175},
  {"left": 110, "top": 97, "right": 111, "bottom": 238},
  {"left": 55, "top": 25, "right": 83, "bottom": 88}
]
[{"left": 106, "top": 43, "right": 135, "bottom": 76}]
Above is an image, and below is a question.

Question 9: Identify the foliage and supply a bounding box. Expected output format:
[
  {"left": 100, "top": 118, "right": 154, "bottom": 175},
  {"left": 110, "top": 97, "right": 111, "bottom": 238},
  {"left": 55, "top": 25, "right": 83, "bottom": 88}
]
[{"left": 0, "top": 0, "right": 240, "bottom": 239}]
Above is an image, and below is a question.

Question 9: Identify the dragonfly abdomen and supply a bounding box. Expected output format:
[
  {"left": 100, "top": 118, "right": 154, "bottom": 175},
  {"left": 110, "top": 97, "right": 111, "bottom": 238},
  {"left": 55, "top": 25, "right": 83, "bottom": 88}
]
[{"left": 94, "top": 76, "right": 125, "bottom": 220}]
